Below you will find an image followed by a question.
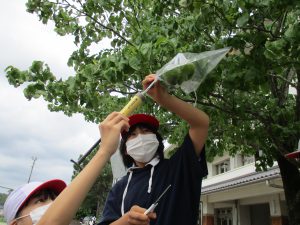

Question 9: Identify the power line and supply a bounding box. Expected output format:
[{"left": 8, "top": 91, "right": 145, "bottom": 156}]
[{"left": 0, "top": 185, "right": 13, "bottom": 191}]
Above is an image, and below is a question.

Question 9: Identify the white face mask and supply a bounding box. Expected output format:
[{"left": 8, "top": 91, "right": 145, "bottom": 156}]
[
  {"left": 126, "top": 133, "right": 159, "bottom": 163},
  {"left": 13, "top": 202, "right": 52, "bottom": 225},
  {"left": 30, "top": 203, "right": 52, "bottom": 224}
]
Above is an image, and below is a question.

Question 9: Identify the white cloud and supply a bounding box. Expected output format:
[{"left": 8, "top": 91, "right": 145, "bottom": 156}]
[
  {"left": 0, "top": 1, "right": 76, "bottom": 78},
  {"left": 0, "top": 0, "right": 101, "bottom": 193},
  {"left": 0, "top": 76, "right": 99, "bottom": 192}
]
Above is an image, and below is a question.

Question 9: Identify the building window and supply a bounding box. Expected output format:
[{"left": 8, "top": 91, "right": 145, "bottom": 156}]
[
  {"left": 242, "top": 155, "right": 255, "bottom": 165},
  {"left": 215, "top": 160, "right": 230, "bottom": 174},
  {"left": 215, "top": 208, "right": 232, "bottom": 225}
]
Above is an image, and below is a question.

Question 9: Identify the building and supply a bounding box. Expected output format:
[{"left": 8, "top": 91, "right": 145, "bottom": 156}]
[
  {"left": 110, "top": 143, "right": 290, "bottom": 225},
  {"left": 200, "top": 153, "right": 288, "bottom": 225}
]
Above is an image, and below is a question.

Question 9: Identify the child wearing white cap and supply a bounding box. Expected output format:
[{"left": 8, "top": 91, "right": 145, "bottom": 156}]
[
  {"left": 4, "top": 179, "right": 66, "bottom": 225},
  {"left": 3, "top": 75, "right": 158, "bottom": 225}
]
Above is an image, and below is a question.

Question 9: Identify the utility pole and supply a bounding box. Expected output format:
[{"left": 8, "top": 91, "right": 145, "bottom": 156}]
[{"left": 27, "top": 156, "right": 37, "bottom": 183}]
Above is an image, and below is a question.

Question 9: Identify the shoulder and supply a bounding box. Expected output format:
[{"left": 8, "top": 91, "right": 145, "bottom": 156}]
[
  {"left": 169, "top": 133, "right": 207, "bottom": 167},
  {"left": 111, "top": 174, "right": 129, "bottom": 191},
  {"left": 170, "top": 134, "right": 196, "bottom": 156},
  {"left": 180, "top": 133, "right": 205, "bottom": 156},
  {"left": 181, "top": 133, "right": 194, "bottom": 148}
]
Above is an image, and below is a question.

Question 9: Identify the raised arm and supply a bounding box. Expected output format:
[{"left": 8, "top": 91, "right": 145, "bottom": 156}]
[
  {"left": 37, "top": 112, "right": 130, "bottom": 225},
  {"left": 142, "top": 74, "right": 209, "bottom": 156}
]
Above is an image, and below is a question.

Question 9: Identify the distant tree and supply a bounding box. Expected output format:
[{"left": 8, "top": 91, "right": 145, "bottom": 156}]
[
  {"left": 5, "top": 0, "right": 300, "bottom": 224},
  {"left": 0, "top": 193, "right": 8, "bottom": 205}
]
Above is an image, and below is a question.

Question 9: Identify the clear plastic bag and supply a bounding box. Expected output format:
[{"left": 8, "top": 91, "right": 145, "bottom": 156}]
[{"left": 156, "top": 47, "right": 231, "bottom": 94}]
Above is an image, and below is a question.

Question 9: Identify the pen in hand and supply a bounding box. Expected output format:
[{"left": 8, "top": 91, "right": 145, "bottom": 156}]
[{"left": 144, "top": 184, "right": 171, "bottom": 215}]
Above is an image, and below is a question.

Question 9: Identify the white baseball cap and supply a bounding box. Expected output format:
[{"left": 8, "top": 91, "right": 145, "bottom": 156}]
[{"left": 4, "top": 179, "right": 66, "bottom": 224}]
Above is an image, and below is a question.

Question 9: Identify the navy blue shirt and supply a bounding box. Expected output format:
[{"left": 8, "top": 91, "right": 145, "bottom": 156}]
[{"left": 98, "top": 134, "right": 208, "bottom": 225}]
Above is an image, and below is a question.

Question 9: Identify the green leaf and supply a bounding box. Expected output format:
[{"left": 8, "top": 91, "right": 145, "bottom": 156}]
[
  {"left": 179, "top": 0, "right": 193, "bottom": 7},
  {"left": 128, "top": 57, "right": 141, "bottom": 71},
  {"left": 237, "top": 13, "right": 249, "bottom": 27},
  {"left": 155, "top": 36, "right": 169, "bottom": 46},
  {"left": 140, "top": 43, "right": 152, "bottom": 57}
]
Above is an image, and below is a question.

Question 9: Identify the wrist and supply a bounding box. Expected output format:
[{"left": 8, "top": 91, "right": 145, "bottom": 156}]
[
  {"left": 155, "top": 92, "right": 172, "bottom": 106},
  {"left": 96, "top": 147, "right": 113, "bottom": 159},
  {"left": 152, "top": 89, "right": 170, "bottom": 103}
]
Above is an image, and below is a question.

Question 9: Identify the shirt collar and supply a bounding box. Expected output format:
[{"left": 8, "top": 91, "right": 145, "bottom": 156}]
[{"left": 127, "top": 155, "right": 160, "bottom": 172}]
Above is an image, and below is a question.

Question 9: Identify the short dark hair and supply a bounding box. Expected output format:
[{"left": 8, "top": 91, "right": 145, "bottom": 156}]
[
  {"left": 15, "top": 189, "right": 57, "bottom": 218},
  {"left": 119, "top": 123, "right": 164, "bottom": 168}
]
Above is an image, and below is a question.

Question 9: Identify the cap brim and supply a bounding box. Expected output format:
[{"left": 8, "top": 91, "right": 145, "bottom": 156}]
[
  {"left": 19, "top": 179, "right": 66, "bottom": 210},
  {"left": 121, "top": 114, "right": 159, "bottom": 138}
]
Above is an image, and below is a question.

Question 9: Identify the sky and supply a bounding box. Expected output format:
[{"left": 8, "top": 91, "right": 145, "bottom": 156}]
[{"left": 0, "top": 1, "right": 111, "bottom": 193}]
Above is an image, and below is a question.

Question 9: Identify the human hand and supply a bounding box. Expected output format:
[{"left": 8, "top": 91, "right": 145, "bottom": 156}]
[
  {"left": 126, "top": 205, "right": 156, "bottom": 225},
  {"left": 142, "top": 74, "right": 168, "bottom": 103},
  {"left": 99, "top": 112, "right": 130, "bottom": 156}
]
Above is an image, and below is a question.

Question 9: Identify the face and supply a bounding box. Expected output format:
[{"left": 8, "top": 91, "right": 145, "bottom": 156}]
[
  {"left": 125, "top": 126, "right": 159, "bottom": 167},
  {"left": 11, "top": 191, "right": 55, "bottom": 225},
  {"left": 127, "top": 126, "right": 154, "bottom": 141}
]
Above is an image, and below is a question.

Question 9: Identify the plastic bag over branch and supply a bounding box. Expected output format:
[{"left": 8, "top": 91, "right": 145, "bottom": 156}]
[{"left": 156, "top": 47, "right": 231, "bottom": 94}]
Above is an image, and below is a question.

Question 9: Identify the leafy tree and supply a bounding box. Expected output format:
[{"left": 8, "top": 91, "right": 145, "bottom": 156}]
[
  {"left": 72, "top": 146, "right": 113, "bottom": 220},
  {"left": 0, "top": 193, "right": 8, "bottom": 222},
  {"left": 5, "top": 0, "right": 300, "bottom": 224},
  {"left": 0, "top": 193, "right": 8, "bottom": 205}
]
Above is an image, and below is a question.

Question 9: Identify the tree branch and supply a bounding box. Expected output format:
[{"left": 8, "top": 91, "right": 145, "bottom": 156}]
[
  {"left": 205, "top": 2, "right": 233, "bottom": 28},
  {"left": 85, "top": 13, "right": 135, "bottom": 47},
  {"left": 272, "top": 9, "right": 288, "bottom": 37},
  {"left": 64, "top": 0, "right": 135, "bottom": 47},
  {"left": 268, "top": 73, "right": 297, "bottom": 88},
  {"left": 128, "top": 0, "right": 141, "bottom": 29}
]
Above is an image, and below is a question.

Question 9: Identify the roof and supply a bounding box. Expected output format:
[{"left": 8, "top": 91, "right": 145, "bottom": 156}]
[{"left": 201, "top": 166, "right": 281, "bottom": 195}]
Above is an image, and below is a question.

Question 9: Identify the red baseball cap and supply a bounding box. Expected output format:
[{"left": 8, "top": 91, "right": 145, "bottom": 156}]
[
  {"left": 4, "top": 179, "right": 66, "bottom": 224},
  {"left": 121, "top": 114, "right": 159, "bottom": 138}
]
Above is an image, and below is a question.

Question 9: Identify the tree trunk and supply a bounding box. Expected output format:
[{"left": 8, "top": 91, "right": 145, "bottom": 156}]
[{"left": 276, "top": 154, "right": 300, "bottom": 225}]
